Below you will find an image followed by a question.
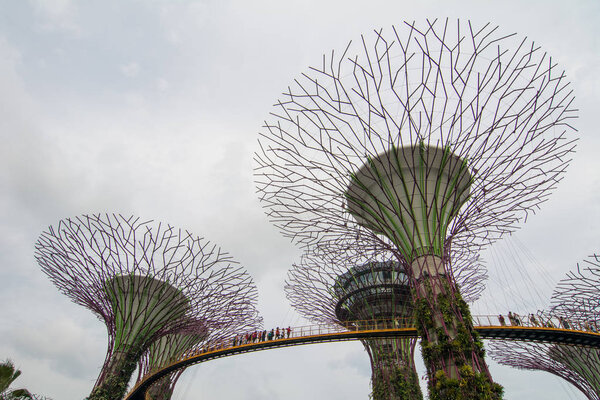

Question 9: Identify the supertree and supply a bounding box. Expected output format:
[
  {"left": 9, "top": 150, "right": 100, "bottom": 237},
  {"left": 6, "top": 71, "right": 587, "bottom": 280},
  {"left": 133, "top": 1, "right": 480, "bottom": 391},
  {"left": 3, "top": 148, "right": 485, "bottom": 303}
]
[
  {"left": 286, "top": 237, "right": 487, "bottom": 400},
  {"left": 490, "top": 255, "right": 600, "bottom": 399},
  {"left": 254, "top": 19, "right": 577, "bottom": 398},
  {"left": 34, "top": 214, "right": 261, "bottom": 400}
]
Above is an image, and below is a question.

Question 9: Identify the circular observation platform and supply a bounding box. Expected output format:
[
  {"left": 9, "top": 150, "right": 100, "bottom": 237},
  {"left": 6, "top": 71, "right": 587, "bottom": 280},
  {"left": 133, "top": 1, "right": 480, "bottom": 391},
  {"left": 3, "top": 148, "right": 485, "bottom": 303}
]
[{"left": 333, "top": 261, "right": 412, "bottom": 324}]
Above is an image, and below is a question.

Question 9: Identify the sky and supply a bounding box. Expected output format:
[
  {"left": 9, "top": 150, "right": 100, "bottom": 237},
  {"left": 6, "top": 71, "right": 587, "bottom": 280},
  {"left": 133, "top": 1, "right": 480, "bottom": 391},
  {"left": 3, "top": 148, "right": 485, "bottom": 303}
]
[{"left": 0, "top": 0, "right": 598, "bottom": 399}]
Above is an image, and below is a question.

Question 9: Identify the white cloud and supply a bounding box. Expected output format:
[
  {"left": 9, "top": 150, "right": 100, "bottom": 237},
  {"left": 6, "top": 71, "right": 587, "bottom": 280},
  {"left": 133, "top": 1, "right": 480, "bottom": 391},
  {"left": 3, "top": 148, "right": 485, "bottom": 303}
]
[
  {"left": 156, "top": 77, "right": 170, "bottom": 91},
  {"left": 31, "top": 0, "right": 80, "bottom": 34},
  {"left": 158, "top": 2, "right": 211, "bottom": 45},
  {"left": 120, "top": 61, "right": 140, "bottom": 77}
]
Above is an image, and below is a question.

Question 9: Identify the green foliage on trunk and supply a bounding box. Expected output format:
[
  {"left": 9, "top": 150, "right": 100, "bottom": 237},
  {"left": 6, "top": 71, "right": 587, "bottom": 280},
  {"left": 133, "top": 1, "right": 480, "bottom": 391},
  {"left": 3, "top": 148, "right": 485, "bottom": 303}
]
[
  {"left": 88, "top": 345, "right": 144, "bottom": 400},
  {"left": 414, "top": 281, "right": 503, "bottom": 400},
  {"left": 371, "top": 363, "right": 423, "bottom": 400},
  {"left": 429, "top": 367, "right": 504, "bottom": 400}
]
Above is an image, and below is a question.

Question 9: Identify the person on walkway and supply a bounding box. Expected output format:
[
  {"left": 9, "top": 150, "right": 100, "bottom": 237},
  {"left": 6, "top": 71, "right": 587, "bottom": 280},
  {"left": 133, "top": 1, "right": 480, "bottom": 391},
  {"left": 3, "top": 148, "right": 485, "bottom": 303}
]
[
  {"left": 287, "top": 326, "right": 291, "bottom": 338},
  {"left": 529, "top": 314, "right": 538, "bottom": 327},
  {"left": 498, "top": 314, "right": 506, "bottom": 326},
  {"left": 514, "top": 313, "right": 521, "bottom": 326},
  {"left": 276, "top": 327, "right": 280, "bottom": 339},
  {"left": 508, "top": 311, "right": 515, "bottom": 325}
]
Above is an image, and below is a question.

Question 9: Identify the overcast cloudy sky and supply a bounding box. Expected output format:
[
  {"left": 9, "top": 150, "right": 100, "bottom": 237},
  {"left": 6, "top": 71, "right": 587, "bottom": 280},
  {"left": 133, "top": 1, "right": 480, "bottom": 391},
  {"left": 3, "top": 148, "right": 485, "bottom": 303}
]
[{"left": 0, "top": 1, "right": 598, "bottom": 399}]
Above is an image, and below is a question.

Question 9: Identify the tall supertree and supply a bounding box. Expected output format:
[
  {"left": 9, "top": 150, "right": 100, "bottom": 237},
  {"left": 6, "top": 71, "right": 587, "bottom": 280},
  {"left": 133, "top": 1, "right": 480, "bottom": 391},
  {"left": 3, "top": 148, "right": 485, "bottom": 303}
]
[
  {"left": 490, "top": 255, "right": 600, "bottom": 399},
  {"left": 255, "top": 19, "right": 577, "bottom": 398},
  {"left": 35, "top": 214, "right": 261, "bottom": 400},
  {"left": 286, "top": 237, "right": 487, "bottom": 400}
]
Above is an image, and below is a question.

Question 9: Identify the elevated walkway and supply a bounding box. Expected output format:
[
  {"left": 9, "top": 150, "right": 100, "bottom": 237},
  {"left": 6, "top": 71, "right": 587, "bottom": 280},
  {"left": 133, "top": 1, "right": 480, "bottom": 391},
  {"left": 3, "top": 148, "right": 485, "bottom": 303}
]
[{"left": 125, "top": 314, "right": 600, "bottom": 400}]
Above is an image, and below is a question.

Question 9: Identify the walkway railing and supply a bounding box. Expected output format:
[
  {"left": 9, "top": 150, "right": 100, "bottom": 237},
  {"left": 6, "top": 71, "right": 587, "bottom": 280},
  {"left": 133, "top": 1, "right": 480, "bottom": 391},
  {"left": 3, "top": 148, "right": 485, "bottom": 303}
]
[
  {"left": 125, "top": 313, "right": 600, "bottom": 400},
  {"left": 473, "top": 313, "right": 599, "bottom": 332},
  {"left": 180, "top": 313, "right": 599, "bottom": 355}
]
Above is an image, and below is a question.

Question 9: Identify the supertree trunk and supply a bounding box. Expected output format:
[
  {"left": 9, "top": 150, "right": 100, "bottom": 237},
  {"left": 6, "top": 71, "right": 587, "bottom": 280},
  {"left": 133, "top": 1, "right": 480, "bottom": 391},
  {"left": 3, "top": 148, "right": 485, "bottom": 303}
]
[
  {"left": 550, "top": 345, "right": 600, "bottom": 398},
  {"left": 367, "top": 338, "right": 422, "bottom": 400},
  {"left": 411, "top": 256, "right": 491, "bottom": 390},
  {"left": 88, "top": 350, "right": 143, "bottom": 400},
  {"left": 335, "top": 260, "right": 423, "bottom": 399},
  {"left": 88, "top": 275, "right": 190, "bottom": 399},
  {"left": 287, "top": 253, "right": 426, "bottom": 399},
  {"left": 138, "top": 331, "right": 205, "bottom": 400},
  {"left": 490, "top": 339, "right": 600, "bottom": 400},
  {"left": 145, "top": 377, "right": 175, "bottom": 400}
]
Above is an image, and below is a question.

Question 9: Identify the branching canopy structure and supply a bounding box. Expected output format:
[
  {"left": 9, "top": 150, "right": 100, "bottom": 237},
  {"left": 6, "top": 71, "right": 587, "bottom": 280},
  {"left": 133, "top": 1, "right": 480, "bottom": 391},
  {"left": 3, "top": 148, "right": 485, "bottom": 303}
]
[
  {"left": 255, "top": 19, "right": 576, "bottom": 254},
  {"left": 490, "top": 340, "right": 600, "bottom": 400},
  {"left": 35, "top": 214, "right": 261, "bottom": 400},
  {"left": 255, "top": 19, "right": 576, "bottom": 398},
  {"left": 490, "top": 255, "right": 600, "bottom": 400},
  {"left": 287, "top": 240, "right": 487, "bottom": 325},
  {"left": 551, "top": 255, "right": 600, "bottom": 325}
]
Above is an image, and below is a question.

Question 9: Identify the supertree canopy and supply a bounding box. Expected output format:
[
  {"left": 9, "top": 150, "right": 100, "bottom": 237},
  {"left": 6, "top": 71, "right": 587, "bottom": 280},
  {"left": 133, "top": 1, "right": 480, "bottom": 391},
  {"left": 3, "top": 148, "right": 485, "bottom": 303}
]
[
  {"left": 490, "top": 341, "right": 600, "bottom": 400},
  {"left": 489, "top": 255, "right": 600, "bottom": 400},
  {"left": 286, "top": 238, "right": 487, "bottom": 400},
  {"left": 35, "top": 214, "right": 261, "bottom": 400},
  {"left": 255, "top": 19, "right": 576, "bottom": 399}
]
